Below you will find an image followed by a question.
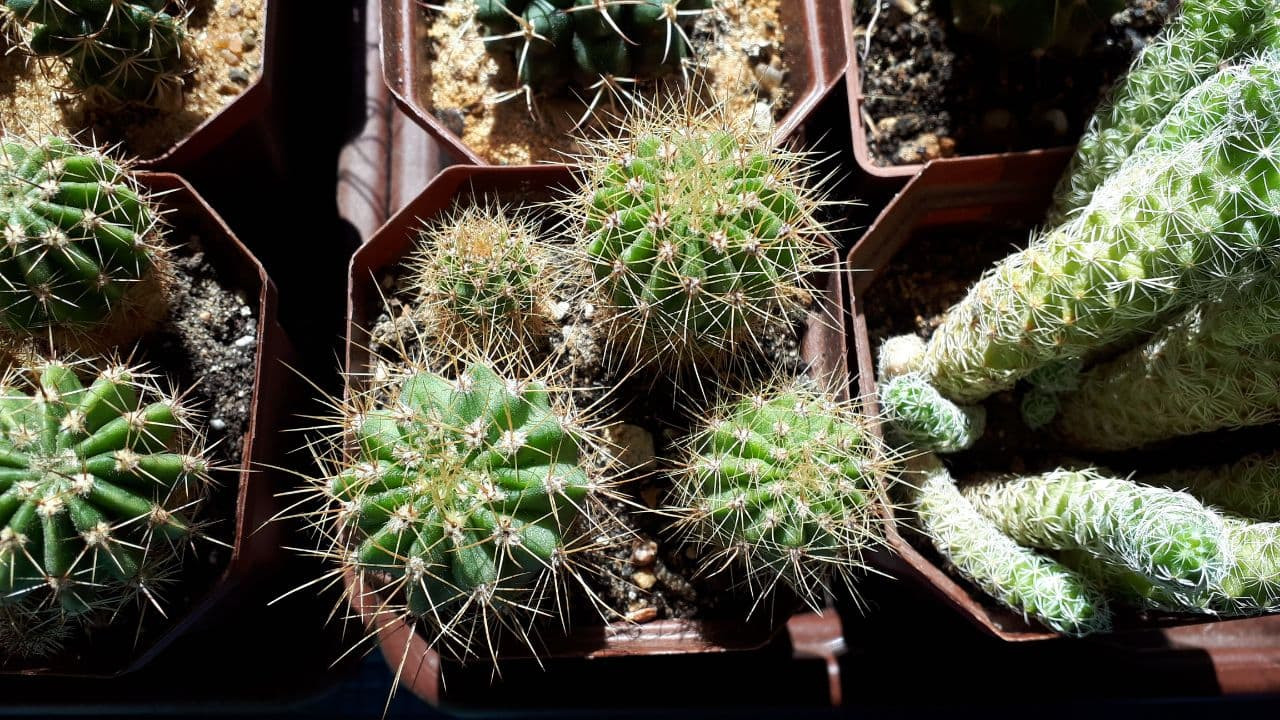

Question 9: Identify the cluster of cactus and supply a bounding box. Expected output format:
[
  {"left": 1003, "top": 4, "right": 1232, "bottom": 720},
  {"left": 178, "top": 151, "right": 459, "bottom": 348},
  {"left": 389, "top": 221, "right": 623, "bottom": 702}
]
[
  {"left": 474, "top": 0, "right": 712, "bottom": 99},
  {"left": 0, "top": 135, "right": 170, "bottom": 349},
  {"left": 1147, "top": 451, "right": 1280, "bottom": 523},
  {"left": 949, "top": 0, "right": 1125, "bottom": 56},
  {"left": 3, "top": 0, "right": 189, "bottom": 108},
  {"left": 667, "top": 379, "right": 894, "bottom": 609},
  {"left": 0, "top": 357, "right": 210, "bottom": 657},
  {"left": 570, "top": 102, "right": 833, "bottom": 366},
  {"left": 325, "top": 359, "right": 616, "bottom": 661}
]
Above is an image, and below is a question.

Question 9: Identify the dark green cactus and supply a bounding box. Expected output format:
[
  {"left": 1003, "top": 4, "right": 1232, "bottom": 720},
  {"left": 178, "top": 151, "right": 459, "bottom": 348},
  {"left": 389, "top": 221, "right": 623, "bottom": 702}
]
[
  {"left": 0, "top": 136, "right": 168, "bottom": 344},
  {"left": 4, "top": 0, "right": 189, "bottom": 108},
  {"left": 475, "top": 0, "right": 713, "bottom": 96},
  {"left": 668, "top": 380, "right": 893, "bottom": 608},
  {"left": 330, "top": 361, "right": 612, "bottom": 660},
  {"left": 950, "top": 0, "right": 1126, "bottom": 55},
  {"left": 0, "top": 357, "right": 209, "bottom": 629}
]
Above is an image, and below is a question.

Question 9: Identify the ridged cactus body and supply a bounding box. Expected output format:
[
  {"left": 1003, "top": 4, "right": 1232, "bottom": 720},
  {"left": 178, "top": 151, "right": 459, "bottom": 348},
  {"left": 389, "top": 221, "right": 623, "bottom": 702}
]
[
  {"left": 4, "top": 0, "right": 188, "bottom": 108},
  {"left": 950, "top": 0, "right": 1125, "bottom": 55},
  {"left": 962, "top": 470, "right": 1231, "bottom": 598},
  {"left": 573, "top": 105, "right": 831, "bottom": 365},
  {"left": 669, "top": 381, "right": 893, "bottom": 608},
  {"left": 332, "top": 362, "right": 608, "bottom": 659},
  {"left": 0, "top": 136, "right": 167, "bottom": 343},
  {"left": 0, "top": 357, "right": 208, "bottom": 633},
  {"left": 905, "top": 454, "right": 1112, "bottom": 635}
]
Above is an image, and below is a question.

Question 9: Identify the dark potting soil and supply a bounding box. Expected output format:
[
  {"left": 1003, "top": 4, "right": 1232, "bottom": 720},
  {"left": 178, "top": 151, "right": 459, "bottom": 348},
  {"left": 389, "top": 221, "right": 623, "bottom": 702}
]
[{"left": 853, "top": 0, "right": 1169, "bottom": 166}]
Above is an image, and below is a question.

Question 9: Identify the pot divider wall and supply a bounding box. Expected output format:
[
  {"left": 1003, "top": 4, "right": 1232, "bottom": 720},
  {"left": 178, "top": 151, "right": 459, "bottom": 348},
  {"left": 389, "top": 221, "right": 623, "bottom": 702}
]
[
  {"left": 346, "top": 163, "right": 851, "bottom": 706},
  {"left": 379, "top": 0, "right": 844, "bottom": 166}
]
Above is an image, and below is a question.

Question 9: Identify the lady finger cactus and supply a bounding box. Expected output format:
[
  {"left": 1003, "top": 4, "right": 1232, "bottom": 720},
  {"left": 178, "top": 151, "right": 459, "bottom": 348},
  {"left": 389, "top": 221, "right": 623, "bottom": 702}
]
[
  {"left": 570, "top": 102, "right": 833, "bottom": 367},
  {"left": 962, "top": 469, "right": 1232, "bottom": 599},
  {"left": 905, "top": 454, "right": 1112, "bottom": 636},
  {"left": 949, "top": 0, "right": 1125, "bottom": 56},
  {"left": 0, "top": 135, "right": 169, "bottom": 346},
  {"left": 879, "top": 373, "right": 985, "bottom": 453},
  {"left": 3, "top": 0, "right": 189, "bottom": 108},
  {"left": 0, "top": 356, "right": 210, "bottom": 620},
  {"left": 328, "top": 360, "right": 614, "bottom": 661},
  {"left": 1146, "top": 451, "right": 1280, "bottom": 523}
]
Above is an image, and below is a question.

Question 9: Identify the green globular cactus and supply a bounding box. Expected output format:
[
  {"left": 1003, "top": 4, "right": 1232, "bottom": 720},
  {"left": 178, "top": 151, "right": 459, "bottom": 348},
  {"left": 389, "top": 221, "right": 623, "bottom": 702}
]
[
  {"left": 903, "top": 52, "right": 1280, "bottom": 406},
  {"left": 1146, "top": 451, "right": 1280, "bottom": 523},
  {"left": 950, "top": 0, "right": 1125, "bottom": 56},
  {"left": 407, "top": 205, "right": 556, "bottom": 361},
  {"left": 961, "top": 469, "right": 1232, "bottom": 599},
  {"left": 571, "top": 103, "right": 833, "bottom": 365},
  {"left": 4, "top": 0, "right": 189, "bottom": 108},
  {"left": 668, "top": 380, "right": 894, "bottom": 609},
  {"left": 905, "top": 454, "right": 1112, "bottom": 636},
  {"left": 0, "top": 136, "right": 169, "bottom": 346},
  {"left": 475, "top": 0, "right": 712, "bottom": 99},
  {"left": 1049, "top": 0, "right": 1280, "bottom": 223},
  {"left": 328, "top": 361, "right": 612, "bottom": 661},
  {"left": 1054, "top": 278, "right": 1280, "bottom": 450},
  {"left": 0, "top": 357, "right": 209, "bottom": 627},
  {"left": 879, "top": 373, "right": 985, "bottom": 453}
]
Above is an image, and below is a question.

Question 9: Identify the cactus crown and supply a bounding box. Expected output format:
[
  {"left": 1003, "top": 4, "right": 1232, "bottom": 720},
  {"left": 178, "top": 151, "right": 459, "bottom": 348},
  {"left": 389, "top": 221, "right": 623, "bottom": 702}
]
[
  {"left": 323, "top": 356, "right": 618, "bottom": 661},
  {"left": 567, "top": 101, "right": 833, "bottom": 367},
  {"left": 0, "top": 355, "right": 210, "bottom": 643},
  {"left": 668, "top": 378, "right": 894, "bottom": 611},
  {"left": 3, "top": 0, "right": 189, "bottom": 108},
  {"left": 0, "top": 135, "right": 169, "bottom": 345},
  {"left": 949, "top": 0, "right": 1125, "bottom": 55}
]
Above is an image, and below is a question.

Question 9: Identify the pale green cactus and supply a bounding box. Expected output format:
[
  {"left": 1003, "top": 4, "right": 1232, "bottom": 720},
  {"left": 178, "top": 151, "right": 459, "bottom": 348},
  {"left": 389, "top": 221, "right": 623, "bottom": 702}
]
[
  {"left": 1146, "top": 451, "right": 1280, "bottom": 523},
  {"left": 879, "top": 372, "right": 985, "bottom": 453}
]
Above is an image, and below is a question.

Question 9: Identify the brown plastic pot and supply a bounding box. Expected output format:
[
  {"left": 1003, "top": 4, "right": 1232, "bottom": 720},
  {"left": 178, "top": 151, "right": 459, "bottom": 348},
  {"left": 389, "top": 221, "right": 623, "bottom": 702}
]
[
  {"left": 346, "top": 163, "right": 850, "bottom": 707},
  {"left": 0, "top": 173, "right": 292, "bottom": 677},
  {"left": 380, "top": 0, "right": 845, "bottom": 166}
]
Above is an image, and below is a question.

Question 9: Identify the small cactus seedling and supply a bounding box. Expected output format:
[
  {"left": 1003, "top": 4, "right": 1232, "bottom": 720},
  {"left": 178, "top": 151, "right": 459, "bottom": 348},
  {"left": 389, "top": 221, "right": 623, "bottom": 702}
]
[
  {"left": 3, "top": 0, "right": 190, "bottom": 108},
  {"left": 905, "top": 454, "right": 1112, "bottom": 636},
  {"left": 324, "top": 359, "right": 618, "bottom": 662},
  {"left": 667, "top": 379, "right": 894, "bottom": 611},
  {"left": 407, "top": 205, "right": 558, "bottom": 362},
  {"left": 568, "top": 101, "right": 833, "bottom": 367},
  {"left": 0, "top": 135, "right": 170, "bottom": 347},
  {"left": 0, "top": 356, "right": 210, "bottom": 628},
  {"left": 962, "top": 469, "right": 1232, "bottom": 600},
  {"left": 949, "top": 0, "right": 1125, "bottom": 56}
]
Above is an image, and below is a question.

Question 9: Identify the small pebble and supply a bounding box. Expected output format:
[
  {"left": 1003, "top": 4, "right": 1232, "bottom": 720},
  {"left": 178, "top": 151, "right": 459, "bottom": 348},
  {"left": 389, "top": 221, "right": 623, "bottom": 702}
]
[
  {"left": 434, "top": 108, "right": 466, "bottom": 138},
  {"left": 233, "top": 335, "right": 255, "bottom": 348},
  {"left": 630, "top": 541, "right": 658, "bottom": 567},
  {"left": 581, "top": 302, "right": 596, "bottom": 320},
  {"left": 890, "top": 0, "right": 918, "bottom": 14},
  {"left": 197, "top": 310, "right": 213, "bottom": 323},
  {"left": 228, "top": 2, "right": 242, "bottom": 17},
  {"left": 632, "top": 571, "right": 657, "bottom": 590},
  {"left": 229, "top": 68, "right": 251, "bottom": 85},
  {"left": 220, "top": 49, "right": 240, "bottom": 65},
  {"left": 211, "top": 418, "right": 227, "bottom": 431},
  {"left": 241, "top": 30, "right": 257, "bottom": 50},
  {"left": 549, "top": 300, "right": 571, "bottom": 322},
  {"left": 605, "top": 423, "right": 656, "bottom": 471},
  {"left": 1037, "top": 108, "right": 1070, "bottom": 138},
  {"left": 240, "top": 305, "right": 252, "bottom": 317},
  {"left": 624, "top": 607, "right": 658, "bottom": 623}
]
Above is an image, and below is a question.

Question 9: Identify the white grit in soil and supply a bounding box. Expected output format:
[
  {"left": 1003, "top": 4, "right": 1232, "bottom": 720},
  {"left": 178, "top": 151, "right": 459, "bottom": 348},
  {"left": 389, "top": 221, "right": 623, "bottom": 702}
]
[
  {"left": 0, "top": 0, "right": 264, "bottom": 160},
  {"left": 417, "top": 0, "right": 791, "bottom": 164}
]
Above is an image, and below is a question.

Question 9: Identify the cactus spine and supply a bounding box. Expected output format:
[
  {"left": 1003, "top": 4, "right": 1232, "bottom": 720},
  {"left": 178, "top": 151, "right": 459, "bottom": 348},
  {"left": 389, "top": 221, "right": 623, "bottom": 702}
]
[
  {"left": 905, "top": 454, "right": 1112, "bottom": 635},
  {"left": 570, "top": 101, "right": 833, "bottom": 366},
  {"left": 0, "top": 135, "right": 169, "bottom": 346},
  {"left": 3, "top": 0, "right": 189, "bottom": 108},
  {"left": 949, "top": 0, "right": 1125, "bottom": 56},
  {"left": 668, "top": 380, "right": 894, "bottom": 609}
]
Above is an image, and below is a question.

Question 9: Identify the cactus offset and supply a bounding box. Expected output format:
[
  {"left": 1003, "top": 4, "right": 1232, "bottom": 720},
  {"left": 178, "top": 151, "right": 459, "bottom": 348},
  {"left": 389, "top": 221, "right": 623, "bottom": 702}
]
[
  {"left": 4, "top": 0, "right": 189, "bottom": 108},
  {"left": 0, "top": 135, "right": 169, "bottom": 346},
  {"left": 950, "top": 0, "right": 1125, "bottom": 56},
  {"left": 879, "top": 373, "right": 985, "bottom": 453},
  {"left": 668, "top": 379, "right": 894, "bottom": 610},
  {"left": 905, "top": 454, "right": 1112, "bottom": 636},
  {"left": 569, "top": 101, "right": 833, "bottom": 366},
  {"left": 1146, "top": 451, "right": 1280, "bottom": 524},
  {"left": 325, "top": 359, "right": 616, "bottom": 661},
  {"left": 962, "top": 469, "right": 1232, "bottom": 600}
]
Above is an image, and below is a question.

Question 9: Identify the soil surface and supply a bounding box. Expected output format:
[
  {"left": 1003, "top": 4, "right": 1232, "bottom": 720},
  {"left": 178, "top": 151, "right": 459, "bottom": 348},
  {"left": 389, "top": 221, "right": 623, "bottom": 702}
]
[{"left": 853, "top": 0, "right": 1169, "bottom": 166}]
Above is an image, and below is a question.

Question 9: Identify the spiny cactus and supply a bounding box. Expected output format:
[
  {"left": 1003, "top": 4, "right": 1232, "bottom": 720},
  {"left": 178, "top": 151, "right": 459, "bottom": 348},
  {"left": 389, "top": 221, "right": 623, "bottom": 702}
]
[
  {"left": 949, "top": 0, "right": 1125, "bottom": 56},
  {"left": 406, "top": 205, "right": 559, "bottom": 362},
  {"left": 667, "top": 379, "right": 895, "bottom": 610},
  {"left": 0, "top": 604, "right": 72, "bottom": 659},
  {"left": 324, "top": 359, "right": 617, "bottom": 661},
  {"left": 961, "top": 469, "right": 1232, "bottom": 599},
  {"left": 568, "top": 101, "right": 833, "bottom": 366},
  {"left": 3, "top": 0, "right": 189, "bottom": 109},
  {"left": 475, "top": 0, "right": 713, "bottom": 109},
  {"left": 1054, "top": 278, "right": 1280, "bottom": 450},
  {"left": 905, "top": 454, "right": 1112, "bottom": 636},
  {"left": 894, "top": 51, "right": 1280, "bottom": 407},
  {"left": 1146, "top": 451, "right": 1280, "bottom": 524},
  {"left": 0, "top": 356, "right": 209, "bottom": 637},
  {"left": 879, "top": 373, "right": 985, "bottom": 453},
  {"left": 1049, "top": 0, "right": 1280, "bottom": 223},
  {"left": 0, "top": 135, "right": 169, "bottom": 347}
]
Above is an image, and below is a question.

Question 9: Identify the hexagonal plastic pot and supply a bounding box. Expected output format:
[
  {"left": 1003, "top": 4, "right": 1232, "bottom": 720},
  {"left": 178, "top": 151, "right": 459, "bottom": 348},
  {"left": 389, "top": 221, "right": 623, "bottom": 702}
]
[
  {"left": 0, "top": 172, "right": 293, "bottom": 676},
  {"left": 345, "top": 163, "right": 852, "bottom": 706},
  {"left": 379, "top": 0, "right": 844, "bottom": 166}
]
